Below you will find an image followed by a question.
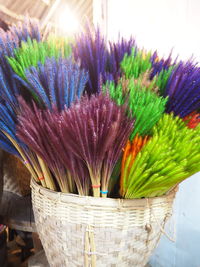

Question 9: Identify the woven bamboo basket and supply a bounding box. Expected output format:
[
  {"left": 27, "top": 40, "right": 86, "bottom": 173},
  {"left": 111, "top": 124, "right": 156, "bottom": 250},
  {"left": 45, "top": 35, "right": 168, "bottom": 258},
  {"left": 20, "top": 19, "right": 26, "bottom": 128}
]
[
  {"left": 31, "top": 178, "right": 177, "bottom": 267},
  {"left": 3, "top": 152, "right": 31, "bottom": 196}
]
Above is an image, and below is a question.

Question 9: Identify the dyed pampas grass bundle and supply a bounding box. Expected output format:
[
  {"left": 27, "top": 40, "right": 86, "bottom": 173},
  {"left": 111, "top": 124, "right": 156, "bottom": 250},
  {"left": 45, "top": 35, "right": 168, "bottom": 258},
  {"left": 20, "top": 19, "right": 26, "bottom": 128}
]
[
  {"left": 60, "top": 93, "right": 134, "bottom": 197},
  {"left": 73, "top": 26, "right": 108, "bottom": 94},
  {"left": 183, "top": 111, "right": 200, "bottom": 129},
  {"left": 120, "top": 135, "right": 149, "bottom": 197},
  {"left": 121, "top": 48, "right": 152, "bottom": 79},
  {"left": 164, "top": 60, "right": 200, "bottom": 117},
  {"left": 121, "top": 113, "right": 200, "bottom": 198},
  {"left": 9, "top": 18, "right": 41, "bottom": 43},
  {"left": 0, "top": 104, "right": 20, "bottom": 156},
  {"left": 73, "top": 26, "right": 135, "bottom": 94},
  {"left": 121, "top": 48, "right": 175, "bottom": 96},
  {"left": 0, "top": 22, "right": 88, "bottom": 191},
  {"left": 17, "top": 94, "right": 134, "bottom": 197},
  {"left": 104, "top": 78, "right": 167, "bottom": 140},
  {"left": 15, "top": 57, "right": 88, "bottom": 110},
  {"left": 0, "top": 20, "right": 200, "bottom": 201},
  {"left": 106, "top": 36, "right": 136, "bottom": 82},
  {"left": 0, "top": 19, "right": 43, "bottom": 155},
  {"left": 0, "top": 20, "right": 51, "bottom": 187},
  {"left": 8, "top": 38, "right": 72, "bottom": 80},
  {"left": 17, "top": 97, "right": 89, "bottom": 194}
]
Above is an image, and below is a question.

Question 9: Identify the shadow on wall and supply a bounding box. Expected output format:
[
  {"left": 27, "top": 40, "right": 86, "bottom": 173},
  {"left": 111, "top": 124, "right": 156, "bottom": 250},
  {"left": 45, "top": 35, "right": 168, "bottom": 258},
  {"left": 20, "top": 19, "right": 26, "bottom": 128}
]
[{"left": 150, "top": 172, "right": 200, "bottom": 267}]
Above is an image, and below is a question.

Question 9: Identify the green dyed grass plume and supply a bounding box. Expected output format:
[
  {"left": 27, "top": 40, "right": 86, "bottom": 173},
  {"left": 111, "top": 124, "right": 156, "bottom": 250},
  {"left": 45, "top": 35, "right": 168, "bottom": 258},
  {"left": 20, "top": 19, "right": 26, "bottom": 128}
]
[
  {"left": 121, "top": 47, "right": 152, "bottom": 79},
  {"left": 7, "top": 37, "right": 72, "bottom": 80},
  {"left": 103, "top": 78, "right": 168, "bottom": 140},
  {"left": 122, "top": 113, "right": 200, "bottom": 198}
]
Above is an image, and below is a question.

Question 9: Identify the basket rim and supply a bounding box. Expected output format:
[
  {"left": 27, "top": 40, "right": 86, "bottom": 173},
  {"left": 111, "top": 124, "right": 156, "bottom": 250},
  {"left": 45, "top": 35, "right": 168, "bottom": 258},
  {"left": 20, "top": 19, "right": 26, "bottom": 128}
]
[{"left": 31, "top": 178, "right": 177, "bottom": 209}]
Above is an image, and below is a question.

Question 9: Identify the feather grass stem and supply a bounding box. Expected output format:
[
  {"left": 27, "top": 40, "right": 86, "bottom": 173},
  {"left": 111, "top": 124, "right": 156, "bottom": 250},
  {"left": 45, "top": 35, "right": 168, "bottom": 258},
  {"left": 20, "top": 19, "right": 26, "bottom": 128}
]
[
  {"left": 2, "top": 130, "right": 39, "bottom": 181},
  {"left": 37, "top": 155, "right": 56, "bottom": 190}
]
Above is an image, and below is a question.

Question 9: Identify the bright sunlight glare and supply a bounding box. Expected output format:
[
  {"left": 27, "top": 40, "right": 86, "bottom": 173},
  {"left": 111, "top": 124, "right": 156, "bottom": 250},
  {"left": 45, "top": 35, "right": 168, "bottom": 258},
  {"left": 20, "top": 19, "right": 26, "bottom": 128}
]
[{"left": 58, "top": 5, "right": 80, "bottom": 34}]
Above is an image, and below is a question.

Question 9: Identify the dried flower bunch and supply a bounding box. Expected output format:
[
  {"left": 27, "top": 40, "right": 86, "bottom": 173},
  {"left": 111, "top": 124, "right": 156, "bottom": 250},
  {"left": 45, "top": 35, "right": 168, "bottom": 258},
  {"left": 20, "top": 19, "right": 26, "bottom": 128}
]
[{"left": 0, "top": 19, "right": 200, "bottom": 199}]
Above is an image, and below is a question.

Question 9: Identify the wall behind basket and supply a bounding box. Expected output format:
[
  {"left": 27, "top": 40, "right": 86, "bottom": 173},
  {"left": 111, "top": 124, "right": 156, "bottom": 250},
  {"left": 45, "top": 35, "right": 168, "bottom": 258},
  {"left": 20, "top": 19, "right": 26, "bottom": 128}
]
[
  {"left": 150, "top": 173, "right": 200, "bottom": 267},
  {"left": 94, "top": 0, "right": 200, "bottom": 63}
]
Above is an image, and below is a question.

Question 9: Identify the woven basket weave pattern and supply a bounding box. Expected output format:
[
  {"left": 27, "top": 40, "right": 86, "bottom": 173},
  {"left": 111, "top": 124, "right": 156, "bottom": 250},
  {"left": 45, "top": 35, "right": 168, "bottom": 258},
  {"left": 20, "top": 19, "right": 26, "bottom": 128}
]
[
  {"left": 31, "top": 179, "right": 176, "bottom": 267},
  {"left": 3, "top": 152, "right": 31, "bottom": 196}
]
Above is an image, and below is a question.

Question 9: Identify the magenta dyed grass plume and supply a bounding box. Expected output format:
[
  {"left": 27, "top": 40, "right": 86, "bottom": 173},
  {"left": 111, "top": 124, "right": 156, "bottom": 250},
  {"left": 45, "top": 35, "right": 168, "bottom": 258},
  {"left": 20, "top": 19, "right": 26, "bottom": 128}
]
[
  {"left": 60, "top": 93, "right": 135, "bottom": 197},
  {"left": 17, "top": 94, "right": 134, "bottom": 197},
  {"left": 17, "top": 97, "right": 90, "bottom": 195}
]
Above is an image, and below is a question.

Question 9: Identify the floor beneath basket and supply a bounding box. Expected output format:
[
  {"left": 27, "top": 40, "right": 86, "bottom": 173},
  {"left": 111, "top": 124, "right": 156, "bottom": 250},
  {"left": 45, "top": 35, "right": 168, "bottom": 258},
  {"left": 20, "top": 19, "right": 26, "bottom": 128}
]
[{"left": 7, "top": 238, "right": 32, "bottom": 267}]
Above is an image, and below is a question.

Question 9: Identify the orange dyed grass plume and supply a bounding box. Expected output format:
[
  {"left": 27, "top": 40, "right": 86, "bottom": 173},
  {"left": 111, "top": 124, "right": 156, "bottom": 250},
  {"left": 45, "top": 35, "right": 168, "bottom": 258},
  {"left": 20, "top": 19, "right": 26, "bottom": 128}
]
[{"left": 120, "top": 134, "right": 149, "bottom": 197}]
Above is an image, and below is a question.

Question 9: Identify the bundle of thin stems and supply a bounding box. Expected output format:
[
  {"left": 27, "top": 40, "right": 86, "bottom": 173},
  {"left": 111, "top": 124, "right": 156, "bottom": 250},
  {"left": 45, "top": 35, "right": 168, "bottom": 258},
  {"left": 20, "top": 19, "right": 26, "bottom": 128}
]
[
  {"left": 154, "top": 67, "right": 174, "bottom": 96},
  {"left": 104, "top": 78, "right": 168, "bottom": 139},
  {"left": 9, "top": 18, "right": 41, "bottom": 43},
  {"left": 17, "top": 97, "right": 89, "bottom": 194},
  {"left": 17, "top": 94, "right": 134, "bottom": 197},
  {"left": 121, "top": 48, "right": 175, "bottom": 95},
  {"left": 1, "top": 20, "right": 200, "bottom": 201},
  {"left": 5, "top": 129, "right": 57, "bottom": 191},
  {"left": 150, "top": 51, "right": 175, "bottom": 78},
  {"left": 121, "top": 113, "right": 200, "bottom": 198},
  {"left": 47, "top": 35, "right": 73, "bottom": 58},
  {"left": 164, "top": 60, "right": 200, "bottom": 117},
  {"left": 0, "top": 90, "right": 53, "bottom": 188},
  {"left": 121, "top": 47, "right": 152, "bottom": 79},
  {"left": 0, "top": 53, "right": 88, "bottom": 192},
  {"left": 14, "top": 57, "right": 88, "bottom": 110},
  {"left": 7, "top": 38, "right": 72, "bottom": 80},
  {"left": 133, "top": 71, "right": 159, "bottom": 93},
  {"left": 57, "top": 93, "right": 134, "bottom": 197},
  {"left": 73, "top": 25, "right": 135, "bottom": 94},
  {"left": 106, "top": 36, "right": 136, "bottom": 82},
  {"left": 183, "top": 111, "right": 200, "bottom": 129},
  {"left": 0, "top": 18, "right": 42, "bottom": 108},
  {"left": 0, "top": 19, "right": 43, "bottom": 162},
  {"left": 0, "top": 20, "right": 75, "bottom": 190},
  {"left": 73, "top": 26, "right": 108, "bottom": 94},
  {"left": 120, "top": 135, "right": 149, "bottom": 196}
]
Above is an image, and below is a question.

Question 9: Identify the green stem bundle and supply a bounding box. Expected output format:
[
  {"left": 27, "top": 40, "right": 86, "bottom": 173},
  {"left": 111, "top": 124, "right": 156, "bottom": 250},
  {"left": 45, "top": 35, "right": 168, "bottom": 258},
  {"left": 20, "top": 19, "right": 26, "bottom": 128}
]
[{"left": 122, "top": 113, "right": 200, "bottom": 198}]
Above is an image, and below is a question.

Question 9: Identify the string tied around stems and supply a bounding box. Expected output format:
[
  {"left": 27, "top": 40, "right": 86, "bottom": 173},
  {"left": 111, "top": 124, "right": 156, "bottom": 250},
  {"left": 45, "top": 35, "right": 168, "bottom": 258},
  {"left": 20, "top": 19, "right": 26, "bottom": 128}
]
[
  {"left": 92, "top": 185, "right": 100, "bottom": 189},
  {"left": 100, "top": 190, "right": 108, "bottom": 194}
]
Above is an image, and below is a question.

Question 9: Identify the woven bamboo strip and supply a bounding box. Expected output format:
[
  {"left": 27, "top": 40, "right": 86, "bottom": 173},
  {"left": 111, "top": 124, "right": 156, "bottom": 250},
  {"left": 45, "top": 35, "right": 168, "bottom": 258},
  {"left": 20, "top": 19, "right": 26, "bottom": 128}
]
[{"left": 31, "top": 179, "right": 177, "bottom": 267}]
